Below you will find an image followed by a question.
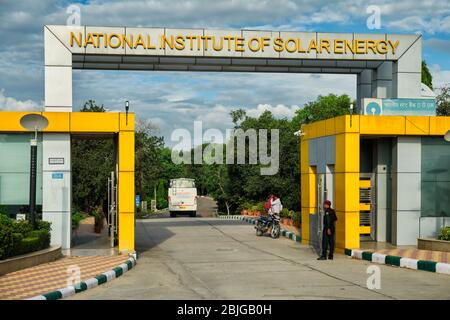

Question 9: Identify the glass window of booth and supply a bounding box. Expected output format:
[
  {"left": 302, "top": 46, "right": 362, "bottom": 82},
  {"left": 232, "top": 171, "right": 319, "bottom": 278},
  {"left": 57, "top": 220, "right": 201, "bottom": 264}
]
[
  {"left": 0, "top": 133, "right": 43, "bottom": 216},
  {"left": 421, "top": 137, "right": 450, "bottom": 217}
]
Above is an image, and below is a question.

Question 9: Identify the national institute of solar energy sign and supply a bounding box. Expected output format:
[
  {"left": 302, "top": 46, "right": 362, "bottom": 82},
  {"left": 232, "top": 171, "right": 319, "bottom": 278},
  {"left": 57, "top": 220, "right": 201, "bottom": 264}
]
[
  {"left": 68, "top": 30, "right": 401, "bottom": 56},
  {"left": 44, "top": 25, "right": 422, "bottom": 114}
]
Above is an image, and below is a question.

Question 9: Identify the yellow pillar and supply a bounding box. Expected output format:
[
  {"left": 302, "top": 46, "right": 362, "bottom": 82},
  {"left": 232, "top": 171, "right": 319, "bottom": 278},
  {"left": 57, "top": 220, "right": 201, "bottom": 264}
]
[
  {"left": 335, "top": 116, "right": 360, "bottom": 250},
  {"left": 118, "top": 113, "right": 135, "bottom": 252},
  {"left": 300, "top": 137, "right": 317, "bottom": 245}
]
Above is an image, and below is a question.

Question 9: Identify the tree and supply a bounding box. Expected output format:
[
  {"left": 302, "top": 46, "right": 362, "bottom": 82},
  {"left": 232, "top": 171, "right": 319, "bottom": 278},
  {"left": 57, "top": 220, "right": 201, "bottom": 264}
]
[
  {"left": 422, "top": 60, "right": 433, "bottom": 90},
  {"left": 293, "top": 94, "right": 352, "bottom": 125},
  {"left": 230, "top": 108, "right": 247, "bottom": 126},
  {"left": 206, "top": 94, "right": 356, "bottom": 214},
  {"left": 80, "top": 100, "right": 107, "bottom": 112},
  {"left": 73, "top": 101, "right": 169, "bottom": 212},
  {"left": 436, "top": 84, "right": 450, "bottom": 116},
  {"left": 134, "top": 119, "right": 164, "bottom": 203},
  {"left": 72, "top": 101, "right": 114, "bottom": 213},
  {"left": 198, "top": 145, "right": 233, "bottom": 214},
  {"left": 155, "top": 179, "right": 168, "bottom": 209},
  {"left": 215, "top": 109, "right": 301, "bottom": 212},
  {"left": 210, "top": 164, "right": 232, "bottom": 215}
]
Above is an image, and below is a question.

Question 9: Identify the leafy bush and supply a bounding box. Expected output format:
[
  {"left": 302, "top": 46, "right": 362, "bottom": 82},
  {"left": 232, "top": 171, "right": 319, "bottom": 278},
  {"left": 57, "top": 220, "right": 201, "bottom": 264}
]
[
  {"left": 0, "top": 205, "right": 8, "bottom": 216},
  {"left": 157, "top": 198, "right": 168, "bottom": 210},
  {"left": 72, "top": 211, "right": 87, "bottom": 230},
  {"left": 236, "top": 201, "right": 254, "bottom": 213},
  {"left": 280, "top": 208, "right": 289, "bottom": 218},
  {"left": 438, "top": 226, "right": 450, "bottom": 241},
  {"left": 91, "top": 207, "right": 105, "bottom": 232},
  {"left": 0, "top": 215, "right": 14, "bottom": 260},
  {"left": 11, "top": 233, "right": 23, "bottom": 255},
  {"left": 37, "top": 220, "right": 51, "bottom": 233},
  {"left": 292, "top": 211, "right": 301, "bottom": 225},
  {"left": 256, "top": 201, "right": 266, "bottom": 212},
  {"left": 0, "top": 216, "right": 52, "bottom": 260},
  {"left": 92, "top": 209, "right": 104, "bottom": 225},
  {"left": 17, "top": 237, "right": 42, "bottom": 255},
  {"left": 11, "top": 229, "right": 51, "bottom": 257},
  {"left": 253, "top": 202, "right": 265, "bottom": 212},
  {"left": 30, "top": 229, "right": 51, "bottom": 249},
  {"left": 12, "top": 220, "right": 33, "bottom": 237},
  {"left": 289, "top": 210, "right": 295, "bottom": 220}
]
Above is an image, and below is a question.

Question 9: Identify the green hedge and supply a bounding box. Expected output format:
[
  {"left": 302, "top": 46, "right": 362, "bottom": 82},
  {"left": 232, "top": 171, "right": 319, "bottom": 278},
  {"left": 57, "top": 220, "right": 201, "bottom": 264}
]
[
  {"left": 0, "top": 205, "right": 8, "bottom": 216},
  {"left": 0, "top": 215, "right": 14, "bottom": 260},
  {"left": 12, "top": 220, "right": 33, "bottom": 237},
  {"left": 292, "top": 211, "right": 301, "bottom": 224},
  {"left": 72, "top": 211, "right": 87, "bottom": 230},
  {"left": 0, "top": 216, "right": 51, "bottom": 260},
  {"left": 37, "top": 220, "right": 51, "bottom": 233},
  {"left": 15, "top": 232, "right": 50, "bottom": 256},
  {"left": 438, "top": 226, "right": 450, "bottom": 241}
]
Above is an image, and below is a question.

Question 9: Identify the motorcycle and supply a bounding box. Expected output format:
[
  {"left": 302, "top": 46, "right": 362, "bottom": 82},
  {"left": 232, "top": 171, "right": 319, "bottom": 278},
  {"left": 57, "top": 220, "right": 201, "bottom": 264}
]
[{"left": 255, "top": 214, "right": 281, "bottom": 238}]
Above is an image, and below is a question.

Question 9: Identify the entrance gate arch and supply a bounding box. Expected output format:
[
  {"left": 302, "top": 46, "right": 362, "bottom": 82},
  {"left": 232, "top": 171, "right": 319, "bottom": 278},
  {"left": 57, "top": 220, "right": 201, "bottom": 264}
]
[{"left": 43, "top": 25, "right": 422, "bottom": 251}]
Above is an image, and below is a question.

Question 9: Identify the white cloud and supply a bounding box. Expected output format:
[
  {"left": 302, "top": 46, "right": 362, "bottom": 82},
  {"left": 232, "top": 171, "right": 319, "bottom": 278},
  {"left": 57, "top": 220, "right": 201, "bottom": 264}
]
[
  {"left": 161, "top": 91, "right": 197, "bottom": 103},
  {"left": 146, "top": 117, "right": 166, "bottom": 133},
  {"left": 0, "top": 89, "right": 43, "bottom": 111},
  {"left": 430, "top": 64, "right": 450, "bottom": 88},
  {"left": 246, "top": 104, "right": 299, "bottom": 118},
  {"left": 194, "top": 104, "right": 233, "bottom": 129}
]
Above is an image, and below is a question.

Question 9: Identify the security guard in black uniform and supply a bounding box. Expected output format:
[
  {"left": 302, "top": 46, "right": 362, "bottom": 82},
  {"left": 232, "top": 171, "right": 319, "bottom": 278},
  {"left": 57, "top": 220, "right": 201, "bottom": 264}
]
[{"left": 317, "top": 200, "right": 337, "bottom": 260}]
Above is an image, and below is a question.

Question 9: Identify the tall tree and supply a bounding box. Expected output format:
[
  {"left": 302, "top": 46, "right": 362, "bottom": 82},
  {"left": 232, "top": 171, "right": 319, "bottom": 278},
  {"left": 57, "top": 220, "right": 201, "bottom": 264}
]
[
  {"left": 216, "top": 109, "right": 301, "bottom": 212},
  {"left": 80, "top": 100, "right": 106, "bottom": 112},
  {"left": 134, "top": 119, "right": 164, "bottom": 202},
  {"left": 230, "top": 108, "right": 247, "bottom": 127},
  {"left": 293, "top": 93, "right": 352, "bottom": 125},
  {"left": 436, "top": 84, "right": 450, "bottom": 116},
  {"left": 206, "top": 93, "right": 356, "bottom": 214},
  {"left": 422, "top": 60, "right": 433, "bottom": 90},
  {"left": 72, "top": 101, "right": 114, "bottom": 213}
]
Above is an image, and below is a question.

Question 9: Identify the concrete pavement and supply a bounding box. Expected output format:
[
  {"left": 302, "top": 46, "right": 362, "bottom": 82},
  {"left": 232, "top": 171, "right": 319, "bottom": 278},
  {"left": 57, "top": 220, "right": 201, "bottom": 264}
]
[
  {"left": 0, "top": 255, "right": 131, "bottom": 300},
  {"left": 69, "top": 217, "right": 450, "bottom": 300}
]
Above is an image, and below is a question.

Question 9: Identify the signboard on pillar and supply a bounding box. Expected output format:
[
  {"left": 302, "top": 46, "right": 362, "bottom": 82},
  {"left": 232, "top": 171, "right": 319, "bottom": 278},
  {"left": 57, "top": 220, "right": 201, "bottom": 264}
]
[
  {"left": 362, "top": 98, "right": 436, "bottom": 116},
  {"left": 135, "top": 195, "right": 140, "bottom": 208}
]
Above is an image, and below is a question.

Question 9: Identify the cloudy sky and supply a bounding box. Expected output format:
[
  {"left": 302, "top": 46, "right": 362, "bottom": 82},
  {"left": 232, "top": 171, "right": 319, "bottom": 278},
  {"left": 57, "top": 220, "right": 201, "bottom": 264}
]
[{"left": 0, "top": 0, "right": 449, "bottom": 146}]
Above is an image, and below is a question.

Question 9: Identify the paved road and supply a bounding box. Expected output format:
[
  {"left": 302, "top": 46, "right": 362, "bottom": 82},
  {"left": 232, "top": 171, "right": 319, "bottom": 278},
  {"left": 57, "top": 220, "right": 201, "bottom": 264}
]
[
  {"left": 196, "top": 196, "right": 218, "bottom": 217},
  {"left": 70, "top": 217, "right": 450, "bottom": 300},
  {"left": 141, "top": 196, "right": 217, "bottom": 219}
]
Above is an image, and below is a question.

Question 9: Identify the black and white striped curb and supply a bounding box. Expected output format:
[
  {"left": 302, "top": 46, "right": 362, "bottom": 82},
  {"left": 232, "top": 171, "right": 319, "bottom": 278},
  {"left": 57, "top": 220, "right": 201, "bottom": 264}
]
[
  {"left": 219, "top": 215, "right": 301, "bottom": 242},
  {"left": 345, "top": 248, "right": 450, "bottom": 275},
  {"left": 26, "top": 255, "right": 137, "bottom": 300}
]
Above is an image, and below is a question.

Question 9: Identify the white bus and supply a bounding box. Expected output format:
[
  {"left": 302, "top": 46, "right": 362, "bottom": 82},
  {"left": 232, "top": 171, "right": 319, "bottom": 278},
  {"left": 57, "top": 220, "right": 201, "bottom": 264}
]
[{"left": 168, "top": 178, "right": 197, "bottom": 217}]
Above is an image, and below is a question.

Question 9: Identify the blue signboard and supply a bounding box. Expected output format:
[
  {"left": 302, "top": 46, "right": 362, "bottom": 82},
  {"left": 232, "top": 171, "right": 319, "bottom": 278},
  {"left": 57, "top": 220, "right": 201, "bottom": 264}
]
[
  {"left": 363, "top": 98, "right": 436, "bottom": 116},
  {"left": 52, "top": 172, "right": 64, "bottom": 179},
  {"left": 135, "top": 195, "right": 140, "bottom": 207}
]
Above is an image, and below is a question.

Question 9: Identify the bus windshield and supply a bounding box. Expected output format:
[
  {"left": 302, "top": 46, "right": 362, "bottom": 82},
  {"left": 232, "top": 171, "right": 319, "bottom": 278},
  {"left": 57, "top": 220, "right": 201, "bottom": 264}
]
[{"left": 170, "top": 179, "right": 195, "bottom": 188}]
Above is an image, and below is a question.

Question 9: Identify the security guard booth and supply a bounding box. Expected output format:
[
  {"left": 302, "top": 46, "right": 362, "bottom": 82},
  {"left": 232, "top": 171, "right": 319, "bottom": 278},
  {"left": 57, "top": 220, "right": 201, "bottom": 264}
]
[
  {"left": 0, "top": 111, "right": 135, "bottom": 253},
  {"left": 300, "top": 115, "right": 450, "bottom": 251}
]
